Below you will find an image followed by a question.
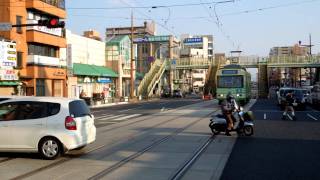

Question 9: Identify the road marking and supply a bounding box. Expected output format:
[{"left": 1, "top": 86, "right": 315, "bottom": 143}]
[
  {"left": 113, "top": 114, "right": 142, "bottom": 121},
  {"left": 95, "top": 114, "right": 116, "bottom": 120},
  {"left": 264, "top": 113, "right": 266, "bottom": 120},
  {"left": 307, "top": 113, "right": 318, "bottom": 121},
  {"left": 118, "top": 107, "right": 140, "bottom": 112},
  {"left": 96, "top": 114, "right": 127, "bottom": 121},
  {"left": 95, "top": 121, "right": 116, "bottom": 125}
]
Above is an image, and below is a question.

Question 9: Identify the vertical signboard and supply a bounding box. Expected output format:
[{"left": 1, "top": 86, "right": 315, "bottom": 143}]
[
  {"left": 66, "top": 44, "right": 73, "bottom": 76},
  {"left": 0, "top": 41, "right": 17, "bottom": 68}
]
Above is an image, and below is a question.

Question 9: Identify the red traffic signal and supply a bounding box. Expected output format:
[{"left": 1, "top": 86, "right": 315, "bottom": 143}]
[{"left": 38, "top": 18, "right": 65, "bottom": 28}]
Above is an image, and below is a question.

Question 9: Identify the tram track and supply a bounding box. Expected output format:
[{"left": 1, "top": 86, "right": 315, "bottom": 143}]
[
  {"left": 10, "top": 107, "right": 216, "bottom": 180},
  {"left": 170, "top": 136, "right": 214, "bottom": 180},
  {"left": 88, "top": 111, "right": 215, "bottom": 180}
]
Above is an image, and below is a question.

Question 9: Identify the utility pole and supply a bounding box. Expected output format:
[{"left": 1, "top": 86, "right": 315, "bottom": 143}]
[{"left": 130, "top": 10, "right": 135, "bottom": 99}]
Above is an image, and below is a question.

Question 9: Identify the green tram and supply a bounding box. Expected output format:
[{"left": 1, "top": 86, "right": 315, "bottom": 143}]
[{"left": 216, "top": 64, "right": 251, "bottom": 105}]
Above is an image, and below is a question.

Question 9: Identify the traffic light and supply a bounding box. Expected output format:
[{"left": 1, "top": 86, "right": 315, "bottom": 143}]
[{"left": 38, "top": 18, "right": 65, "bottom": 28}]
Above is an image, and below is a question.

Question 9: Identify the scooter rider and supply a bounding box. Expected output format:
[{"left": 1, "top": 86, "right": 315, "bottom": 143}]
[
  {"left": 221, "top": 92, "right": 236, "bottom": 136},
  {"left": 282, "top": 90, "right": 296, "bottom": 120}
]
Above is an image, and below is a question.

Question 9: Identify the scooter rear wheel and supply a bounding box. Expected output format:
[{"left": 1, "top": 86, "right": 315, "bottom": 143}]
[
  {"left": 243, "top": 126, "right": 254, "bottom": 136},
  {"left": 209, "top": 123, "right": 221, "bottom": 135}
]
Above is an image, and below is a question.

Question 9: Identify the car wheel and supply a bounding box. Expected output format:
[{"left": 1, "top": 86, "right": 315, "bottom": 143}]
[{"left": 39, "top": 137, "right": 62, "bottom": 160}]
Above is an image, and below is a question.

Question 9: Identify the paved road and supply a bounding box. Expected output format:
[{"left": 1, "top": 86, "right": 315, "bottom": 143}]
[
  {"left": 91, "top": 98, "right": 202, "bottom": 128},
  {"left": 221, "top": 99, "right": 320, "bottom": 180},
  {"left": 2, "top": 98, "right": 234, "bottom": 180}
]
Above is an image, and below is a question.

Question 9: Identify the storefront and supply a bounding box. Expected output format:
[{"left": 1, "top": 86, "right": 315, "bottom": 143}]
[
  {"left": 21, "top": 66, "right": 66, "bottom": 97},
  {"left": 70, "top": 63, "right": 118, "bottom": 102}
]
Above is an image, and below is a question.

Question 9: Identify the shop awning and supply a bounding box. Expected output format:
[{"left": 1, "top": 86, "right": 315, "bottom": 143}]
[
  {"left": 0, "top": 81, "right": 19, "bottom": 86},
  {"left": 73, "top": 63, "right": 118, "bottom": 77},
  {"left": 91, "top": 65, "right": 118, "bottom": 78},
  {"left": 136, "top": 72, "right": 144, "bottom": 80}
]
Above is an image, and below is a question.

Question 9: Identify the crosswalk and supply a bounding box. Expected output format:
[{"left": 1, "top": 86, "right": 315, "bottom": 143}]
[{"left": 94, "top": 113, "right": 143, "bottom": 127}]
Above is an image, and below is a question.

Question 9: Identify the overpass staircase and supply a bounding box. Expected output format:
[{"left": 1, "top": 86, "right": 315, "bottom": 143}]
[
  {"left": 137, "top": 59, "right": 168, "bottom": 98},
  {"left": 203, "top": 64, "right": 218, "bottom": 97}
]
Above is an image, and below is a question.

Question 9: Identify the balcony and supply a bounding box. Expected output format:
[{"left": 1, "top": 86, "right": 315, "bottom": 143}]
[
  {"left": 26, "top": 0, "right": 66, "bottom": 18},
  {"left": 27, "top": 55, "right": 66, "bottom": 67},
  {"left": 26, "top": 20, "right": 66, "bottom": 48},
  {"left": 26, "top": 19, "right": 63, "bottom": 37}
]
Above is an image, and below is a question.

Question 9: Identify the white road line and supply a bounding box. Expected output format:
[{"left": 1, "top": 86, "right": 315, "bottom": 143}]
[
  {"left": 307, "top": 114, "right": 318, "bottom": 121},
  {"left": 113, "top": 114, "right": 141, "bottom": 121},
  {"left": 95, "top": 114, "right": 116, "bottom": 120},
  {"left": 96, "top": 114, "right": 128, "bottom": 121},
  {"left": 118, "top": 107, "right": 140, "bottom": 112},
  {"left": 264, "top": 113, "right": 267, "bottom": 120},
  {"left": 95, "top": 121, "right": 116, "bottom": 125}
]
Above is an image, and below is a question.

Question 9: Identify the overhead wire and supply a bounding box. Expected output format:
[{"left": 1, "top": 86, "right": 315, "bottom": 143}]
[{"left": 117, "top": 0, "right": 178, "bottom": 36}]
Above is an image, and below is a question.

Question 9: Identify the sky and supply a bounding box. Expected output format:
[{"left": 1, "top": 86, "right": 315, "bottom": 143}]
[{"left": 66, "top": 0, "right": 320, "bottom": 56}]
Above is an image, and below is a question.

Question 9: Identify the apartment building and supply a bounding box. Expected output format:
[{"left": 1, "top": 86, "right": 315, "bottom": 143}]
[
  {"left": 60, "top": 30, "right": 118, "bottom": 99},
  {"left": 0, "top": 0, "right": 67, "bottom": 96}
]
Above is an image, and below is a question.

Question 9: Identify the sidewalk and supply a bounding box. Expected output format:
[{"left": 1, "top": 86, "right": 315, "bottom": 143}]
[{"left": 90, "top": 97, "right": 160, "bottom": 109}]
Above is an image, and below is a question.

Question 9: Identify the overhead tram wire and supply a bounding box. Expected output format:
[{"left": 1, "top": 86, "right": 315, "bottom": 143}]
[
  {"left": 69, "top": 0, "right": 320, "bottom": 21},
  {"left": 199, "top": 0, "right": 237, "bottom": 48},
  {"left": 0, "top": 0, "right": 239, "bottom": 9},
  {"left": 118, "top": 0, "right": 178, "bottom": 36}
]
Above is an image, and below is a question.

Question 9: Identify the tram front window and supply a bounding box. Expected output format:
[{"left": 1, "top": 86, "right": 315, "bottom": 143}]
[{"left": 218, "top": 76, "right": 243, "bottom": 88}]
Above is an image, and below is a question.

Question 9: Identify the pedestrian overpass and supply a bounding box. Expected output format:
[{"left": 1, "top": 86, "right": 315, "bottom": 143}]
[{"left": 137, "top": 56, "right": 320, "bottom": 98}]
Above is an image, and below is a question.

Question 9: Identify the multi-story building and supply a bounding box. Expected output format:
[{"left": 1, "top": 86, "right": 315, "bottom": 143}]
[
  {"left": 83, "top": 30, "right": 102, "bottom": 41},
  {"left": 178, "top": 34, "right": 214, "bottom": 93},
  {"left": 106, "top": 35, "right": 132, "bottom": 97},
  {"left": 269, "top": 44, "right": 311, "bottom": 87},
  {"left": 269, "top": 44, "right": 310, "bottom": 56},
  {"left": 106, "top": 21, "right": 156, "bottom": 40},
  {"left": 0, "top": 0, "right": 67, "bottom": 96},
  {"left": 60, "top": 30, "right": 118, "bottom": 99}
]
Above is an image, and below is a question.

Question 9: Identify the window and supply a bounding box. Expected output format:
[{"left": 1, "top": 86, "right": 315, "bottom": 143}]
[
  {"left": 16, "top": 52, "right": 23, "bottom": 68},
  {"left": 47, "top": 103, "right": 60, "bottom": 116},
  {"left": 218, "top": 76, "right": 244, "bottom": 88},
  {"left": 36, "top": 79, "right": 45, "bottom": 96},
  {"left": 16, "top": 16, "right": 22, "bottom": 34},
  {"left": 28, "top": 44, "right": 57, "bottom": 57},
  {"left": 0, "top": 102, "right": 48, "bottom": 121},
  {"left": 69, "top": 100, "right": 91, "bottom": 118}
]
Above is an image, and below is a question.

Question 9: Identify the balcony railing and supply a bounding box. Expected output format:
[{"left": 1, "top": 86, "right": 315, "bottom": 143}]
[
  {"left": 27, "top": 55, "right": 66, "bottom": 67},
  {"left": 41, "top": 0, "right": 65, "bottom": 9},
  {"left": 26, "top": 19, "right": 64, "bottom": 37}
]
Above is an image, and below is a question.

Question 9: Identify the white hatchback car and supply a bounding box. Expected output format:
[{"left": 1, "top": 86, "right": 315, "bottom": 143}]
[{"left": 0, "top": 97, "right": 96, "bottom": 160}]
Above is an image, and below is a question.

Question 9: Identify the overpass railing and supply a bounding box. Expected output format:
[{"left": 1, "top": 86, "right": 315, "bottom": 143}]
[{"left": 268, "top": 56, "right": 320, "bottom": 65}]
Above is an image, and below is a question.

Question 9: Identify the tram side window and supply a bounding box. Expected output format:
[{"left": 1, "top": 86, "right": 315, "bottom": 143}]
[{"left": 218, "top": 76, "right": 243, "bottom": 88}]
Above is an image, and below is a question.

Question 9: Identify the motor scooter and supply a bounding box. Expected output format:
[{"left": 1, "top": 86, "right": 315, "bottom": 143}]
[{"left": 209, "top": 99, "right": 254, "bottom": 136}]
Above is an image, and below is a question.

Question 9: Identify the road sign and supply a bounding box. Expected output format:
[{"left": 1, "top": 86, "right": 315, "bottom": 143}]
[{"left": 0, "top": 23, "right": 12, "bottom": 31}]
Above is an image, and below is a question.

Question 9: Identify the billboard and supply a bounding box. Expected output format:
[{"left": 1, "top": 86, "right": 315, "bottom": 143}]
[
  {"left": 183, "top": 37, "right": 203, "bottom": 45},
  {"left": 0, "top": 41, "right": 17, "bottom": 68}
]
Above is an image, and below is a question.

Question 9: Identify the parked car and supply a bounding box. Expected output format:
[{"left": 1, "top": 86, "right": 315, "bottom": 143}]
[
  {"left": 293, "top": 89, "right": 307, "bottom": 110},
  {"left": 277, "top": 87, "right": 307, "bottom": 110},
  {"left": 0, "top": 97, "right": 96, "bottom": 160},
  {"left": 172, "top": 90, "right": 183, "bottom": 98},
  {"left": 161, "top": 90, "right": 171, "bottom": 98},
  {"left": 310, "top": 83, "right": 320, "bottom": 107}
]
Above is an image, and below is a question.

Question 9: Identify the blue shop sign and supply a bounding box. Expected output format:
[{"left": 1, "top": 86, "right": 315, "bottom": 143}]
[
  {"left": 97, "top": 77, "right": 112, "bottom": 83},
  {"left": 183, "top": 37, "right": 203, "bottom": 44}
]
